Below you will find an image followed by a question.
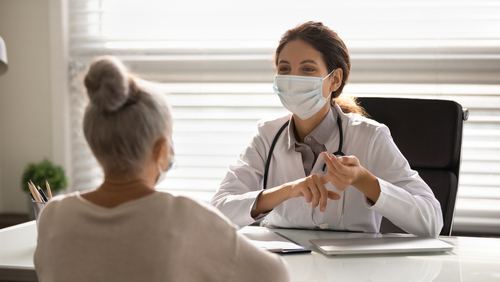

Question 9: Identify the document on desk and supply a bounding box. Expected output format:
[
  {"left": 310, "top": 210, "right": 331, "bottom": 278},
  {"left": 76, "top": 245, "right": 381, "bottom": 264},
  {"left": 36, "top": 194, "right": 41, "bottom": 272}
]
[{"left": 243, "top": 231, "right": 311, "bottom": 254}]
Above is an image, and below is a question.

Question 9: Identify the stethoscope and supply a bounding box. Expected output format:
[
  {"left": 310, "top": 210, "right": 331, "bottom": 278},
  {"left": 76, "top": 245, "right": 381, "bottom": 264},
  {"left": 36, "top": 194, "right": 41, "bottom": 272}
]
[{"left": 263, "top": 114, "right": 346, "bottom": 229}]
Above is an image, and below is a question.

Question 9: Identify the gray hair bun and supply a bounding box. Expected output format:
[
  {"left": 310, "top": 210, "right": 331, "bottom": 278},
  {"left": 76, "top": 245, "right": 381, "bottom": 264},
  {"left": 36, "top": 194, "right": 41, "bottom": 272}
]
[{"left": 84, "top": 56, "right": 130, "bottom": 112}]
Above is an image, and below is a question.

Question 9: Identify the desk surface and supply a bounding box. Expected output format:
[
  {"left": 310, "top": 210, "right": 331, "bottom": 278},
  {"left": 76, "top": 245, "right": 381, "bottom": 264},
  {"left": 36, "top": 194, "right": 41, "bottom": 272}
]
[{"left": 1, "top": 221, "right": 500, "bottom": 282}]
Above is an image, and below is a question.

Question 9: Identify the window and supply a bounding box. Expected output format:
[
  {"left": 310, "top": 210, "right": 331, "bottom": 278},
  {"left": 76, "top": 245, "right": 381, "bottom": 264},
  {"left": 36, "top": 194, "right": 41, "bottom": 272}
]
[{"left": 68, "top": 0, "right": 500, "bottom": 234}]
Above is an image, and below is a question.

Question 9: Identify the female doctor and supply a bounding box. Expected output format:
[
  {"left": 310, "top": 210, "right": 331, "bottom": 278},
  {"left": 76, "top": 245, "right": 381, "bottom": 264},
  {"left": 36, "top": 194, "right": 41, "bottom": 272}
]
[{"left": 210, "top": 21, "right": 443, "bottom": 237}]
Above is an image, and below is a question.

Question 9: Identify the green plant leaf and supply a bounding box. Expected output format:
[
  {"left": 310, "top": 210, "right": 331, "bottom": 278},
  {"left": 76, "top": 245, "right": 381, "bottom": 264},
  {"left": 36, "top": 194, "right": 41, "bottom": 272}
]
[{"left": 21, "top": 158, "right": 68, "bottom": 193}]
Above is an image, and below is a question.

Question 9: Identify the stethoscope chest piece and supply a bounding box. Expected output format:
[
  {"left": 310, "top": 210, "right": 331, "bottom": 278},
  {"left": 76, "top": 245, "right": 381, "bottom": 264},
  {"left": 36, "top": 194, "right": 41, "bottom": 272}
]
[{"left": 311, "top": 189, "right": 346, "bottom": 229}]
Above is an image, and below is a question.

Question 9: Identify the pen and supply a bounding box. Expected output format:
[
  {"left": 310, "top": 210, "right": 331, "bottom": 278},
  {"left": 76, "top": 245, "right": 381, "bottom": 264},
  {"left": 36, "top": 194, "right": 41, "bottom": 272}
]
[
  {"left": 31, "top": 182, "right": 43, "bottom": 202},
  {"left": 46, "top": 180, "right": 52, "bottom": 199},
  {"left": 28, "top": 186, "right": 35, "bottom": 201},
  {"left": 37, "top": 185, "right": 48, "bottom": 202},
  {"left": 28, "top": 181, "right": 42, "bottom": 202},
  {"left": 27, "top": 181, "right": 36, "bottom": 201},
  {"left": 29, "top": 181, "right": 44, "bottom": 202}
]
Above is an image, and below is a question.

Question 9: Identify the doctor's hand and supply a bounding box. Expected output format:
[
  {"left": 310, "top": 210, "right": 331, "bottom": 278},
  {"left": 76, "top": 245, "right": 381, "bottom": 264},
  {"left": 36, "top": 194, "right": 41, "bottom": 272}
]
[
  {"left": 287, "top": 174, "right": 341, "bottom": 212},
  {"left": 321, "top": 152, "right": 381, "bottom": 203},
  {"left": 251, "top": 171, "right": 343, "bottom": 218}
]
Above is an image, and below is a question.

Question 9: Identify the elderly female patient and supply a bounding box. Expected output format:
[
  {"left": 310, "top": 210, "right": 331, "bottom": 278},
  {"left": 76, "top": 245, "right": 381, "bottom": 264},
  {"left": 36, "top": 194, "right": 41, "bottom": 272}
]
[{"left": 34, "top": 56, "right": 289, "bottom": 282}]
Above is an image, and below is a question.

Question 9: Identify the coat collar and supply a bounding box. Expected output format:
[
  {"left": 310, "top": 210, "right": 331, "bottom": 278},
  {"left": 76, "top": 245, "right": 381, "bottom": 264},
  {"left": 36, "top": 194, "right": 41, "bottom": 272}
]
[{"left": 286, "top": 102, "right": 343, "bottom": 151}]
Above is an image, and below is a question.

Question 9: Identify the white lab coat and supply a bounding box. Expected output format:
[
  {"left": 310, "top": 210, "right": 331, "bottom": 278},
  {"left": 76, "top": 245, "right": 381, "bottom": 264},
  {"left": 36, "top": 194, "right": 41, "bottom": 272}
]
[{"left": 211, "top": 103, "right": 443, "bottom": 237}]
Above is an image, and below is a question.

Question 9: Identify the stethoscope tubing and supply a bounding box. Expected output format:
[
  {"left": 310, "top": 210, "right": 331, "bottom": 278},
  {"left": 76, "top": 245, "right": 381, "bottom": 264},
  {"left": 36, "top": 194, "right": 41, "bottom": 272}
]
[{"left": 263, "top": 115, "right": 345, "bottom": 229}]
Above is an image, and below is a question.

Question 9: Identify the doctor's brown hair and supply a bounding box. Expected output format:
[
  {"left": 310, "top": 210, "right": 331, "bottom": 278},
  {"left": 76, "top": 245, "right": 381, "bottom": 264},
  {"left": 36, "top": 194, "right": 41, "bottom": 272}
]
[{"left": 275, "top": 21, "right": 366, "bottom": 116}]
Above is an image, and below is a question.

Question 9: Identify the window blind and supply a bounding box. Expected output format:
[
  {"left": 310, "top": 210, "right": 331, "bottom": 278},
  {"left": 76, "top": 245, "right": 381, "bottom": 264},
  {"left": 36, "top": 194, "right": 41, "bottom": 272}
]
[{"left": 68, "top": 0, "right": 500, "bottom": 235}]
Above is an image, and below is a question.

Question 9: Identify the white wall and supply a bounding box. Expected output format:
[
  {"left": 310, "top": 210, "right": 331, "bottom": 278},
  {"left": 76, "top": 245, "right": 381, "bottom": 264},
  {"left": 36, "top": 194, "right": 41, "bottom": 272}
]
[{"left": 0, "top": 0, "right": 53, "bottom": 213}]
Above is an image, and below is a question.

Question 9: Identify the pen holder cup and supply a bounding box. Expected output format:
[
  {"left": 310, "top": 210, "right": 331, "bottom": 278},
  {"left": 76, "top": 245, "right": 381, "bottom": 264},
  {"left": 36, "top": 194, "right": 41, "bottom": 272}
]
[{"left": 32, "top": 200, "right": 47, "bottom": 227}]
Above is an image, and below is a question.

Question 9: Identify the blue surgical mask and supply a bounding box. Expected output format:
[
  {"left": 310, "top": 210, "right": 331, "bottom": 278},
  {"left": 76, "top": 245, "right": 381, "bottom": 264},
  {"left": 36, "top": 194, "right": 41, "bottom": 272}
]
[
  {"left": 155, "top": 160, "right": 173, "bottom": 185},
  {"left": 155, "top": 138, "right": 175, "bottom": 186},
  {"left": 273, "top": 70, "right": 334, "bottom": 120}
]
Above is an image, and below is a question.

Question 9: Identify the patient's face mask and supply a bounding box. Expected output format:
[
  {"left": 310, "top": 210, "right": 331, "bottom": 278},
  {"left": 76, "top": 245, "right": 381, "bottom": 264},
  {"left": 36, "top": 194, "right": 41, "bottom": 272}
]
[
  {"left": 273, "top": 70, "right": 334, "bottom": 120},
  {"left": 156, "top": 161, "right": 173, "bottom": 185},
  {"left": 155, "top": 138, "right": 175, "bottom": 186}
]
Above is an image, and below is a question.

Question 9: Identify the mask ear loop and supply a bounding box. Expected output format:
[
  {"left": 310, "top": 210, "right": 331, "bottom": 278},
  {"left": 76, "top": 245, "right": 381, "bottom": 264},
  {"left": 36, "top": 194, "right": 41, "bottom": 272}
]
[
  {"left": 328, "top": 68, "right": 343, "bottom": 100},
  {"left": 323, "top": 69, "right": 335, "bottom": 80}
]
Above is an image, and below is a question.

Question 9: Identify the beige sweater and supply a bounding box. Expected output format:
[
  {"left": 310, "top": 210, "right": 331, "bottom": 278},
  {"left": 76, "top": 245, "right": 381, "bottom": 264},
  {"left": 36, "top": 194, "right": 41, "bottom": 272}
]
[{"left": 34, "top": 191, "right": 289, "bottom": 282}]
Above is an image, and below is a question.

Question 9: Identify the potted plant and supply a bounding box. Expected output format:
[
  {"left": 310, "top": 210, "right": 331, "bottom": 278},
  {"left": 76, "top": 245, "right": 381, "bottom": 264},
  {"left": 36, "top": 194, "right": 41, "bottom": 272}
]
[{"left": 21, "top": 158, "right": 68, "bottom": 219}]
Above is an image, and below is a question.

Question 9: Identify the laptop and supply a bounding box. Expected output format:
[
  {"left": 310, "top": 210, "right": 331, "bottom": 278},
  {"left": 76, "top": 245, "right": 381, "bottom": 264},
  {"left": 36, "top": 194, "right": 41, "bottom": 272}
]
[{"left": 309, "top": 236, "right": 454, "bottom": 255}]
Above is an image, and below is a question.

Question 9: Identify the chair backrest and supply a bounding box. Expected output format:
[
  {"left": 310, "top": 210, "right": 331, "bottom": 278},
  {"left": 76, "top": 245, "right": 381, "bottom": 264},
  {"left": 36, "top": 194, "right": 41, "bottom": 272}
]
[{"left": 356, "top": 97, "right": 467, "bottom": 236}]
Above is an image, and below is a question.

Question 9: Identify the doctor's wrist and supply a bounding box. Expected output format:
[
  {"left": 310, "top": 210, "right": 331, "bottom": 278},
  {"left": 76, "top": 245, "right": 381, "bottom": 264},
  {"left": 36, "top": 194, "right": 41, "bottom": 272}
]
[
  {"left": 352, "top": 169, "right": 381, "bottom": 203},
  {"left": 251, "top": 184, "right": 292, "bottom": 218}
]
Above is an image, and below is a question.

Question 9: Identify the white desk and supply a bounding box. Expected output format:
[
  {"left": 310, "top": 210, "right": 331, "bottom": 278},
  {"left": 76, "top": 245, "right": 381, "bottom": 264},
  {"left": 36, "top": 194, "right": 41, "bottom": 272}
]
[
  {"left": 0, "top": 222, "right": 38, "bottom": 282},
  {"left": 1, "top": 221, "right": 500, "bottom": 282}
]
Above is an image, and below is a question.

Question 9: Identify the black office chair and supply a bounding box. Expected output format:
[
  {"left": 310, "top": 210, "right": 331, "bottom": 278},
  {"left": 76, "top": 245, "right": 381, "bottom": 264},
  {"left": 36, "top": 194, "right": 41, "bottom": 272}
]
[{"left": 356, "top": 97, "right": 468, "bottom": 236}]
